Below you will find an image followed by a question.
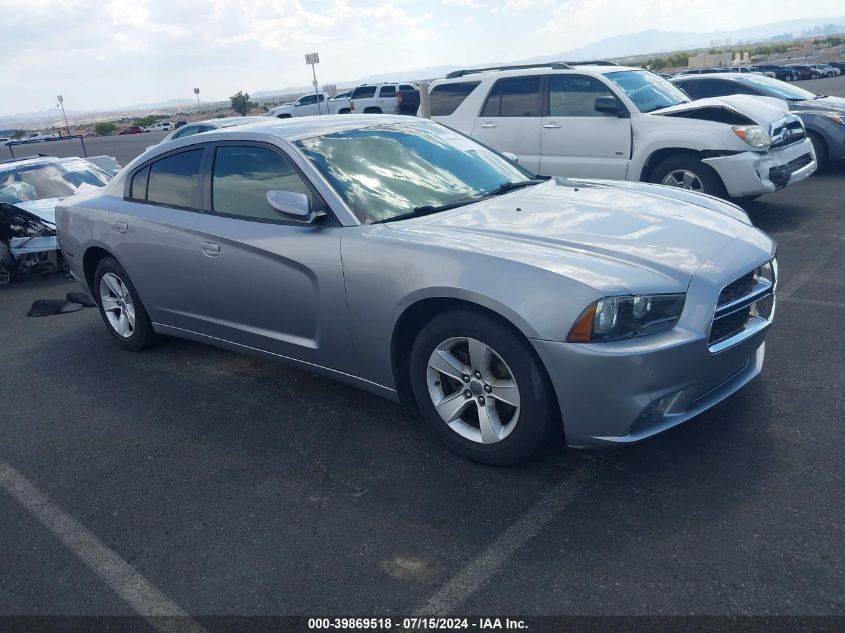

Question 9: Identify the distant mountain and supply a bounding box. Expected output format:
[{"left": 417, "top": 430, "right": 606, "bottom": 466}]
[{"left": 3, "top": 16, "right": 844, "bottom": 126}]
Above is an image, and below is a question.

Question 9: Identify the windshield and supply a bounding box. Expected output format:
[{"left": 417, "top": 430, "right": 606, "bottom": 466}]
[
  {"left": 297, "top": 121, "right": 533, "bottom": 224},
  {"left": 605, "top": 70, "right": 690, "bottom": 113},
  {"left": 737, "top": 75, "right": 816, "bottom": 101},
  {"left": 0, "top": 159, "right": 111, "bottom": 204}
]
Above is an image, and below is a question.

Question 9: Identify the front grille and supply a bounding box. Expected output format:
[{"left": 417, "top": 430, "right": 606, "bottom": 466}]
[
  {"left": 784, "top": 153, "right": 813, "bottom": 174},
  {"left": 708, "top": 260, "right": 777, "bottom": 352},
  {"left": 769, "top": 115, "right": 805, "bottom": 149}
]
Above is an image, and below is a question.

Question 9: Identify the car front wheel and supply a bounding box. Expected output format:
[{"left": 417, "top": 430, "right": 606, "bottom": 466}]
[
  {"left": 94, "top": 256, "right": 155, "bottom": 350},
  {"left": 410, "top": 309, "right": 557, "bottom": 465},
  {"left": 651, "top": 153, "right": 727, "bottom": 198}
]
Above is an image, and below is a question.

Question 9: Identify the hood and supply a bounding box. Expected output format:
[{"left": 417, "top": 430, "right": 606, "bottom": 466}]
[
  {"left": 383, "top": 179, "right": 764, "bottom": 293},
  {"left": 656, "top": 95, "right": 789, "bottom": 126},
  {"left": 794, "top": 95, "right": 845, "bottom": 113},
  {"left": 11, "top": 198, "right": 61, "bottom": 225}
]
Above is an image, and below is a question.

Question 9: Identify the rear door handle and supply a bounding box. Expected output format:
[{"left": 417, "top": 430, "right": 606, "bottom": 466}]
[
  {"left": 542, "top": 123, "right": 562, "bottom": 129},
  {"left": 479, "top": 122, "right": 497, "bottom": 128},
  {"left": 113, "top": 221, "right": 128, "bottom": 234},
  {"left": 200, "top": 241, "right": 220, "bottom": 257}
]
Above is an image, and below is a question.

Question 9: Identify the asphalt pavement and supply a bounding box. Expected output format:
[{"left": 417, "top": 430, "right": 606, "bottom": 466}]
[{"left": 1, "top": 149, "right": 843, "bottom": 625}]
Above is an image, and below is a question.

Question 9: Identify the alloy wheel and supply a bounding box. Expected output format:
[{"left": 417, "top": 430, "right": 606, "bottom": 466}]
[
  {"left": 426, "top": 337, "right": 521, "bottom": 444},
  {"left": 99, "top": 272, "right": 136, "bottom": 338},
  {"left": 661, "top": 169, "right": 704, "bottom": 192}
]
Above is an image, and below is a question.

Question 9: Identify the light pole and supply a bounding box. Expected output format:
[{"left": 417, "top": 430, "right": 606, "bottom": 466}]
[
  {"left": 56, "top": 95, "right": 70, "bottom": 136},
  {"left": 194, "top": 88, "right": 201, "bottom": 110},
  {"left": 305, "top": 53, "right": 322, "bottom": 115}
]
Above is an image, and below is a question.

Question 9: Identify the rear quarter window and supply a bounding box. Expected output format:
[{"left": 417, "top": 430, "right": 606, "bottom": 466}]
[
  {"left": 430, "top": 81, "right": 481, "bottom": 116},
  {"left": 352, "top": 86, "right": 377, "bottom": 99}
]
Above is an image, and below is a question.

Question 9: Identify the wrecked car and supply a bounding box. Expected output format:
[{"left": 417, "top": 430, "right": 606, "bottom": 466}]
[
  {"left": 430, "top": 64, "right": 817, "bottom": 200},
  {"left": 0, "top": 156, "right": 118, "bottom": 286}
]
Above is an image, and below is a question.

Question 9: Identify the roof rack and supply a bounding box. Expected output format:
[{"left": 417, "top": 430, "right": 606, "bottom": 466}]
[
  {"left": 445, "top": 62, "right": 572, "bottom": 79},
  {"left": 564, "top": 60, "right": 620, "bottom": 66}
]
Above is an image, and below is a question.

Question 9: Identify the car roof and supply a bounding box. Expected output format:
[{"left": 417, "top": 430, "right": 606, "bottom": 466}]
[
  {"left": 208, "top": 115, "right": 271, "bottom": 128},
  {"left": 0, "top": 155, "right": 85, "bottom": 170},
  {"left": 435, "top": 64, "right": 641, "bottom": 83},
  {"left": 672, "top": 72, "right": 747, "bottom": 81}
]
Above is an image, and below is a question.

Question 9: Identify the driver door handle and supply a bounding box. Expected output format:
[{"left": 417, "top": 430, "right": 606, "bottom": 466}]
[
  {"left": 542, "top": 123, "right": 562, "bottom": 129},
  {"left": 200, "top": 241, "right": 220, "bottom": 257},
  {"left": 479, "top": 122, "right": 497, "bottom": 128}
]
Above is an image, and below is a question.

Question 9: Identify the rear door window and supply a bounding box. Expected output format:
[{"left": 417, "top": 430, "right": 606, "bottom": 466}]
[
  {"left": 145, "top": 149, "right": 204, "bottom": 208},
  {"left": 430, "top": 81, "right": 481, "bottom": 116},
  {"left": 480, "top": 76, "right": 542, "bottom": 117},
  {"left": 378, "top": 85, "right": 396, "bottom": 97}
]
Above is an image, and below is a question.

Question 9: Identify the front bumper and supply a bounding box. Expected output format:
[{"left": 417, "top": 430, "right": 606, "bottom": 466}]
[
  {"left": 703, "top": 137, "right": 817, "bottom": 197},
  {"left": 532, "top": 243, "right": 776, "bottom": 448}
]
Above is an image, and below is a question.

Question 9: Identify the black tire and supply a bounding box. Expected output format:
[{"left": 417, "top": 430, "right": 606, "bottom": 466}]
[
  {"left": 409, "top": 308, "right": 557, "bottom": 465},
  {"left": 808, "top": 131, "right": 828, "bottom": 168},
  {"left": 649, "top": 153, "right": 728, "bottom": 198},
  {"left": 338, "top": 108, "right": 350, "bottom": 114},
  {"left": 277, "top": 114, "right": 292, "bottom": 119},
  {"left": 93, "top": 256, "right": 155, "bottom": 351},
  {"left": 363, "top": 107, "right": 382, "bottom": 114},
  {"left": 0, "top": 242, "right": 16, "bottom": 286}
]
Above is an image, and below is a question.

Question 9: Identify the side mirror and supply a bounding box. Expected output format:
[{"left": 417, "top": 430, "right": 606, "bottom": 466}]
[
  {"left": 266, "top": 190, "right": 317, "bottom": 223},
  {"left": 502, "top": 152, "right": 519, "bottom": 163},
  {"left": 594, "top": 95, "right": 629, "bottom": 118}
]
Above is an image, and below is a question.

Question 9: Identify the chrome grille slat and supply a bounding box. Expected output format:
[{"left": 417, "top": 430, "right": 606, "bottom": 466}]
[
  {"left": 769, "top": 115, "right": 805, "bottom": 149},
  {"left": 708, "top": 259, "right": 777, "bottom": 353}
]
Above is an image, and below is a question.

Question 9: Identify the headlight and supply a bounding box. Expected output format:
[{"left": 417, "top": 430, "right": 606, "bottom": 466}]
[
  {"left": 567, "top": 294, "right": 686, "bottom": 343},
  {"left": 732, "top": 125, "right": 771, "bottom": 148}
]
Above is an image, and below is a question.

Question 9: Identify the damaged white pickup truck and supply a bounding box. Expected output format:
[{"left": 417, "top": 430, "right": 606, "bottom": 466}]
[
  {"left": 430, "top": 64, "right": 817, "bottom": 200},
  {"left": 0, "top": 156, "right": 118, "bottom": 285}
]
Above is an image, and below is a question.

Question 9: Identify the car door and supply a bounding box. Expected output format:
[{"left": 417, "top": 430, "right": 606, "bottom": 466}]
[
  {"left": 377, "top": 85, "right": 396, "bottom": 112},
  {"left": 539, "top": 74, "right": 631, "bottom": 179},
  {"left": 296, "top": 94, "right": 319, "bottom": 116},
  {"left": 112, "top": 146, "right": 214, "bottom": 333},
  {"left": 471, "top": 76, "right": 543, "bottom": 172},
  {"left": 193, "top": 141, "right": 354, "bottom": 371}
]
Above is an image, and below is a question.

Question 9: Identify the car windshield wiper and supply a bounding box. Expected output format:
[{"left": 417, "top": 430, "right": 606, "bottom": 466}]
[
  {"left": 480, "top": 178, "right": 548, "bottom": 199},
  {"left": 373, "top": 199, "right": 479, "bottom": 224}
]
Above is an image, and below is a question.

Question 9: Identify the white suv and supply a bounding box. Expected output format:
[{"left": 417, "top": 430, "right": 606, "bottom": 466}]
[
  {"left": 146, "top": 122, "right": 173, "bottom": 132},
  {"left": 349, "top": 83, "right": 417, "bottom": 114},
  {"left": 429, "top": 62, "right": 817, "bottom": 199}
]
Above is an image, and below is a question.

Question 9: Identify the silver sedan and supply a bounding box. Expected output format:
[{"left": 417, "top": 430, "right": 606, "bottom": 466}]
[{"left": 56, "top": 116, "right": 776, "bottom": 464}]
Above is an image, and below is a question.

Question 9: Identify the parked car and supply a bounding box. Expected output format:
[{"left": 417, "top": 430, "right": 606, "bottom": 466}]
[
  {"left": 119, "top": 126, "right": 147, "bottom": 135},
  {"left": 147, "top": 121, "right": 174, "bottom": 132},
  {"left": 677, "top": 67, "right": 767, "bottom": 76},
  {"left": 152, "top": 116, "right": 271, "bottom": 149},
  {"left": 809, "top": 64, "right": 840, "bottom": 78},
  {"left": 429, "top": 62, "right": 816, "bottom": 200},
  {"left": 790, "top": 65, "right": 821, "bottom": 80},
  {"left": 269, "top": 92, "right": 352, "bottom": 117},
  {"left": 174, "top": 121, "right": 188, "bottom": 129},
  {"left": 56, "top": 115, "right": 776, "bottom": 464},
  {"left": 671, "top": 73, "right": 845, "bottom": 166},
  {"left": 749, "top": 65, "right": 798, "bottom": 81},
  {"left": 349, "top": 83, "right": 419, "bottom": 114},
  {"left": 828, "top": 61, "right": 845, "bottom": 73},
  {"left": 0, "top": 155, "right": 117, "bottom": 285},
  {"left": 328, "top": 91, "right": 352, "bottom": 114}
]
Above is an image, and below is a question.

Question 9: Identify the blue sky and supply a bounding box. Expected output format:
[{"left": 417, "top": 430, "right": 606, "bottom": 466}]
[{"left": 1, "top": 0, "right": 842, "bottom": 115}]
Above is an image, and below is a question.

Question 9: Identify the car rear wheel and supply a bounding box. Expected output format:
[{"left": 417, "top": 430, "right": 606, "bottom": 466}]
[
  {"left": 363, "top": 107, "right": 382, "bottom": 114},
  {"left": 409, "top": 308, "right": 557, "bottom": 465},
  {"left": 651, "top": 153, "right": 727, "bottom": 198},
  {"left": 94, "top": 256, "right": 155, "bottom": 351}
]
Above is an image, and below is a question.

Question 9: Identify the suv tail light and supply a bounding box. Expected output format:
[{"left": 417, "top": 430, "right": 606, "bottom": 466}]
[
  {"left": 350, "top": 101, "right": 355, "bottom": 112},
  {"left": 397, "top": 93, "right": 403, "bottom": 104}
]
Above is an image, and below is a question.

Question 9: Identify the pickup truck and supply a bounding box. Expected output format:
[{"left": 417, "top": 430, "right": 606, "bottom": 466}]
[
  {"left": 269, "top": 92, "right": 351, "bottom": 117},
  {"left": 349, "top": 83, "right": 419, "bottom": 114}
]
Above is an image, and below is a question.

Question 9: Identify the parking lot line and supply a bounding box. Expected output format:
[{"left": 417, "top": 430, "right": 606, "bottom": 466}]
[
  {"left": 415, "top": 464, "right": 593, "bottom": 615},
  {"left": 0, "top": 460, "right": 207, "bottom": 633}
]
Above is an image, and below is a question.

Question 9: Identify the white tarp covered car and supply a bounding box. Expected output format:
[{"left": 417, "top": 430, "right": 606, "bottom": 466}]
[{"left": 0, "top": 155, "right": 118, "bottom": 285}]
